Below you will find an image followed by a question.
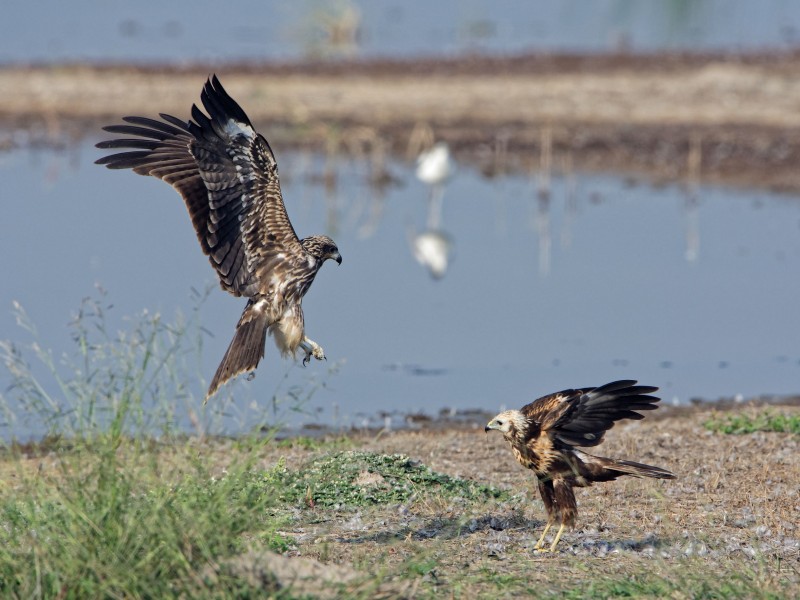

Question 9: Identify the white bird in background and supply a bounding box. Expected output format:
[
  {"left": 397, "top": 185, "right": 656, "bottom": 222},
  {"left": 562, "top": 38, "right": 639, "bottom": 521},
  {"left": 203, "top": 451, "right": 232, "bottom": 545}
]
[
  {"left": 409, "top": 140, "right": 455, "bottom": 279},
  {"left": 416, "top": 142, "right": 453, "bottom": 188}
]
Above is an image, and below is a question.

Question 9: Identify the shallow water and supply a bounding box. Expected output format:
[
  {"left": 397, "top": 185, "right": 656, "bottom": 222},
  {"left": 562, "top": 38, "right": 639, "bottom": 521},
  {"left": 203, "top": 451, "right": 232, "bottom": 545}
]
[
  {"left": 4, "top": 0, "right": 800, "bottom": 64},
  {"left": 1, "top": 141, "right": 798, "bottom": 439}
]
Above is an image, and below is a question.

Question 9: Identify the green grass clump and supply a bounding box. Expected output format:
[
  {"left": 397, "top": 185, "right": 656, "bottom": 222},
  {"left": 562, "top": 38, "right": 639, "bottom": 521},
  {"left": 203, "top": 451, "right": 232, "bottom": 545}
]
[
  {"left": 0, "top": 292, "right": 328, "bottom": 597},
  {"left": 704, "top": 410, "right": 800, "bottom": 435},
  {"left": 0, "top": 442, "right": 292, "bottom": 598},
  {"left": 275, "top": 451, "right": 507, "bottom": 508}
]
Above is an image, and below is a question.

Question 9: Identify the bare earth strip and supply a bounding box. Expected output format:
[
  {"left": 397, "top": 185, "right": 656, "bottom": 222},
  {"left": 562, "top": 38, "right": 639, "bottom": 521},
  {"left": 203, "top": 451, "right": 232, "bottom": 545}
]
[
  {"left": 5, "top": 51, "right": 800, "bottom": 190},
  {"left": 1, "top": 403, "right": 797, "bottom": 596},
  {"left": 259, "top": 407, "right": 800, "bottom": 596}
]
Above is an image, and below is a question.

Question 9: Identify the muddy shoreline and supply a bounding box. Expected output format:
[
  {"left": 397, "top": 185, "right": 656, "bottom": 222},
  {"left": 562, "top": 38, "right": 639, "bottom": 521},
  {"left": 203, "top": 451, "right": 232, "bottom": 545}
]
[{"left": 5, "top": 50, "right": 800, "bottom": 191}]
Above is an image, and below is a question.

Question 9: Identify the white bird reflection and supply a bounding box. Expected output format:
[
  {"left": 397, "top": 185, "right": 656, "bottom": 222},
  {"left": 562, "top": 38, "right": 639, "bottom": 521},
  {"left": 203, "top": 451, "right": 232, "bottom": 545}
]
[
  {"left": 410, "top": 141, "right": 456, "bottom": 279},
  {"left": 412, "top": 229, "right": 454, "bottom": 280}
]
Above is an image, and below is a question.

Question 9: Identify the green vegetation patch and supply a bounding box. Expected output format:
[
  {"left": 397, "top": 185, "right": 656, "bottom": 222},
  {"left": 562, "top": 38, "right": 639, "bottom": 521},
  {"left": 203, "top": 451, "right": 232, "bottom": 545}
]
[
  {"left": 0, "top": 444, "right": 292, "bottom": 598},
  {"left": 274, "top": 450, "right": 506, "bottom": 508},
  {"left": 557, "top": 567, "right": 787, "bottom": 600},
  {"left": 704, "top": 410, "right": 800, "bottom": 435}
]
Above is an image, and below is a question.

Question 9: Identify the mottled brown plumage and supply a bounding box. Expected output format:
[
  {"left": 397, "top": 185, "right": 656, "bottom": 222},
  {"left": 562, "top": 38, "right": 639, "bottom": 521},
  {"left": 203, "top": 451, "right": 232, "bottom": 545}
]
[
  {"left": 486, "top": 380, "right": 674, "bottom": 552},
  {"left": 96, "top": 75, "right": 341, "bottom": 399}
]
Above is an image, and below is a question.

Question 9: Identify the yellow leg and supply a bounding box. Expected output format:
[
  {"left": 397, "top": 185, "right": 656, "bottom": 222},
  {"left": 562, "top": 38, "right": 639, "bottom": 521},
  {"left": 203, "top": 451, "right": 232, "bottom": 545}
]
[
  {"left": 534, "top": 521, "right": 553, "bottom": 550},
  {"left": 548, "top": 522, "right": 566, "bottom": 553}
]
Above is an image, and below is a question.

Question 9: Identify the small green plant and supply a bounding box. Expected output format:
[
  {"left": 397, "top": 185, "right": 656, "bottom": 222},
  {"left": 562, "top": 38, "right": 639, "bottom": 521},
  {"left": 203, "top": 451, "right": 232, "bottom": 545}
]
[
  {"left": 0, "top": 288, "right": 210, "bottom": 442},
  {"left": 275, "top": 434, "right": 355, "bottom": 451},
  {"left": 274, "top": 450, "right": 507, "bottom": 508},
  {"left": 558, "top": 565, "right": 787, "bottom": 599},
  {"left": 704, "top": 410, "right": 800, "bottom": 435}
]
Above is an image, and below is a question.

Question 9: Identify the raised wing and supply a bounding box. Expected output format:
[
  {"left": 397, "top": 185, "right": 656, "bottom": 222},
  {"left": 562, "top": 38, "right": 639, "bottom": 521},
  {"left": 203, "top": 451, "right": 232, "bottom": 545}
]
[
  {"left": 96, "top": 75, "right": 304, "bottom": 298},
  {"left": 521, "top": 380, "right": 660, "bottom": 448}
]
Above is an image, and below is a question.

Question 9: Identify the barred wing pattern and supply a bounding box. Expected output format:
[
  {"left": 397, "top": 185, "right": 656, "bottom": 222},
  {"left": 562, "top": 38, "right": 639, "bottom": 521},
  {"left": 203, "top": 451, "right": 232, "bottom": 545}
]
[
  {"left": 486, "top": 380, "right": 673, "bottom": 553},
  {"left": 96, "top": 75, "right": 305, "bottom": 300},
  {"left": 521, "top": 380, "right": 661, "bottom": 448},
  {"left": 96, "top": 76, "right": 341, "bottom": 398}
]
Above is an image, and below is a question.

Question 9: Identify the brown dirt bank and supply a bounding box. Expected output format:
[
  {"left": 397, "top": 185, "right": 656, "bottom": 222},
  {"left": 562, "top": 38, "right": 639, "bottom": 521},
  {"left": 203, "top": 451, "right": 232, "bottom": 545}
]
[
  {"left": 5, "top": 51, "right": 800, "bottom": 191},
  {"left": 235, "top": 402, "right": 800, "bottom": 596}
]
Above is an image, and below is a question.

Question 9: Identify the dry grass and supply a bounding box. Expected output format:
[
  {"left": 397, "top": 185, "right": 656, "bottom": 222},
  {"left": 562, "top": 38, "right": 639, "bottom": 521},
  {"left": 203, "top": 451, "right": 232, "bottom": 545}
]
[
  {"left": 1, "top": 405, "right": 797, "bottom": 597},
  {"left": 179, "top": 405, "right": 798, "bottom": 598}
]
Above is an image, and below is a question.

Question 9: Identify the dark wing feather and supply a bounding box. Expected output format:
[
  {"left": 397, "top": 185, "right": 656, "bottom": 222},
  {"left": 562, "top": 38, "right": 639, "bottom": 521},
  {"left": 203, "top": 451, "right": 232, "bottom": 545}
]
[
  {"left": 519, "top": 388, "right": 590, "bottom": 426},
  {"left": 96, "top": 75, "right": 306, "bottom": 298},
  {"left": 525, "top": 380, "right": 661, "bottom": 448}
]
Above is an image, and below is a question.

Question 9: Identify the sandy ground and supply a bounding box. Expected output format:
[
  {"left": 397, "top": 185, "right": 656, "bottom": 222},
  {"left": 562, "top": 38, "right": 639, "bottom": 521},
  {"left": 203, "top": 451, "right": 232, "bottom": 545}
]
[
  {"left": 238, "top": 403, "right": 800, "bottom": 596},
  {"left": 3, "top": 402, "right": 798, "bottom": 597},
  {"left": 5, "top": 51, "right": 800, "bottom": 191}
]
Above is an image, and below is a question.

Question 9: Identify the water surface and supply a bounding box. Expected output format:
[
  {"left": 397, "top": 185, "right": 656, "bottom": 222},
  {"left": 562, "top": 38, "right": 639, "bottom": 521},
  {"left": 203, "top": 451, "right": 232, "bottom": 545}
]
[
  {"left": 1, "top": 141, "right": 798, "bottom": 438},
  {"left": 4, "top": 1, "right": 800, "bottom": 64}
]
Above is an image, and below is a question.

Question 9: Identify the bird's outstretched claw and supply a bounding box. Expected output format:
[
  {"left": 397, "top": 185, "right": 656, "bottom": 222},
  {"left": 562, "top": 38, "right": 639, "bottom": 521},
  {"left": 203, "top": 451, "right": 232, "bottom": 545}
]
[{"left": 300, "top": 338, "right": 326, "bottom": 366}]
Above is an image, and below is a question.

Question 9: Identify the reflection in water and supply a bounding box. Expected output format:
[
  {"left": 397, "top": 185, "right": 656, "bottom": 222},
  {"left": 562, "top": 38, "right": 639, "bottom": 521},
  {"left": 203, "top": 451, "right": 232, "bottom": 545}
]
[
  {"left": 537, "top": 126, "right": 553, "bottom": 200},
  {"left": 529, "top": 134, "right": 577, "bottom": 277},
  {"left": 534, "top": 195, "right": 552, "bottom": 277},
  {"left": 683, "top": 194, "right": 700, "bottom": 262},
  {"left": 412, "top": 230, "right": 454, "bottom": 280},
  {"left": 2, "top": 142, "right": 800, "bottom": 439},
  {"left": 683, "top": 132, "right": 703, "bottom": 262},
  {"left": 410, "top": 136, "right": 456, "bottom": 279},
  {"left": 560, "top": 153, "right": 578, "bottom": 250},
  {"left": 411, "top": 188, "right": 454, "bottom": 280}
]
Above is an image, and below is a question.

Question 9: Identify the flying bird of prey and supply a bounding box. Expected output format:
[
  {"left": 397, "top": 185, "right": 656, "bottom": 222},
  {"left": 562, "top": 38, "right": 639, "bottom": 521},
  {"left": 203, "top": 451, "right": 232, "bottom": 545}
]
[
  {"left": 96, "top": 76, "right": 342, "bottom": 399},
  {"left": 485, "top": 380, "right": 674, "bottom": 553}
]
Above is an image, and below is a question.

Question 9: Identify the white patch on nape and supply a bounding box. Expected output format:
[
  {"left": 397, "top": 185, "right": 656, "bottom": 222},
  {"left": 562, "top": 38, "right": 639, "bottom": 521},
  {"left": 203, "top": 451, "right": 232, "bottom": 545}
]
[{"left": 224, "top": 118, "right": 255, "bottom": 139}]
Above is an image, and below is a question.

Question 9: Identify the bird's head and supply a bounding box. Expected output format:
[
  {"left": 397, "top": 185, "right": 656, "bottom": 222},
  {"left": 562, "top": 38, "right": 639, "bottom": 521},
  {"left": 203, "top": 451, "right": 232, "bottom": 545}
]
[
  {"left": 302, "top": 235, "right": 342, "bottom": 265},
  {"left": 485, "top": 409, "right": 527, "bottom": 440}
]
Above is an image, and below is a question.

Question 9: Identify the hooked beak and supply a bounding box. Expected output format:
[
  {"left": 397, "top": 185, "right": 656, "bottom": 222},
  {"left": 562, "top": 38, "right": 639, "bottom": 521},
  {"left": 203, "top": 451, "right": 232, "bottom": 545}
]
[
  {"left": 333, "top": 252, "right": 342, "bottom": 265},
  {"left": 484, "top": 420, "right": 497, "bottom": 433}
]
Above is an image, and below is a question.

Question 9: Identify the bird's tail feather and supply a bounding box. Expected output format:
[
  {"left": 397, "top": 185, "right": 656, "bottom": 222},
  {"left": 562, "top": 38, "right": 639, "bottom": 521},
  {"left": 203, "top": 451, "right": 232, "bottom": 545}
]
[
  {"left": 607, "top": 458, "right": 675, "bottom": 480},
  {"left": 206, "top": 302, "right": 269, "bottom": 401}
]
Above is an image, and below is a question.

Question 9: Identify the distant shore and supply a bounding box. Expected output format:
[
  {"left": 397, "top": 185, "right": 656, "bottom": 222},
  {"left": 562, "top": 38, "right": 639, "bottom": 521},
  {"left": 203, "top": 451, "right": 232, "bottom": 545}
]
[{"left": 4, "top": 50, "right": 800, "bottom": 191}]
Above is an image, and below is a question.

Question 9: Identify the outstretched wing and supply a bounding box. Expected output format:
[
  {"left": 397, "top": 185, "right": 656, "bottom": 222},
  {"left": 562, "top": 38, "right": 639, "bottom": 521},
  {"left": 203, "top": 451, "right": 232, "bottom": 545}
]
[
  {"left": 96, "top": 75, "right": 305, "bottom": 298},
  {"left": 521, "top": 380, "right": 660, "bottom": 448}
]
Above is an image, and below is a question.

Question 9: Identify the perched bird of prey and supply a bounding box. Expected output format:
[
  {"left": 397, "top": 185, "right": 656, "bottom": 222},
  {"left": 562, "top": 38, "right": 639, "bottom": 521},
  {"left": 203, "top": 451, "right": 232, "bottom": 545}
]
[
  {"left": 485, "top": 380, "right": 674, "bottom": 553},
  {"left": 96, "top": 76, "right": 342, "bottom": 399}
]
